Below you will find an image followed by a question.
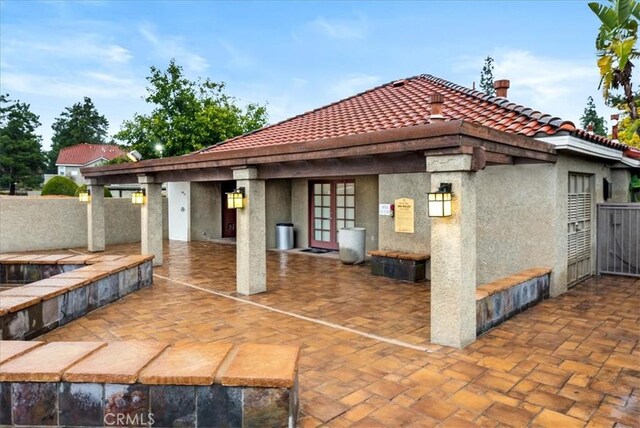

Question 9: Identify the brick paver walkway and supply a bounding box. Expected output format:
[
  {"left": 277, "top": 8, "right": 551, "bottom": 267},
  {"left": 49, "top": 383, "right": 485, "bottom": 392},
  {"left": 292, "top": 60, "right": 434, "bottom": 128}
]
[{"left": 39, "top": 241, "right": 639, "bottom": 427}]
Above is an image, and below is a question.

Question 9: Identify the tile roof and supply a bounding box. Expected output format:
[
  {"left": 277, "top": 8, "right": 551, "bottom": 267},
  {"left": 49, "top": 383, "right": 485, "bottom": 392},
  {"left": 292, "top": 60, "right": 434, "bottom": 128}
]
[
  {"left": 201, "top": 74, "right": 628, "bottom": 154},
  {"left": 56, "top": 144, "right": 126, "bottom": 166}
]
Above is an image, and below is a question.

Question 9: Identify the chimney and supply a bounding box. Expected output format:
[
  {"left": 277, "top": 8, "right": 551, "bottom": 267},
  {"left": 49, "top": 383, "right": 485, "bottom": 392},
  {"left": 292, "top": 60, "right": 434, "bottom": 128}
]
[
  {"left": 430, "top": 93, "right": 444, "bottom": 122},
  {"left": 611, "top": 114, "right": 619, "bottom": 140},
  {"left": 587, "top": 122, "right": 594, "bottom": 134},
  {"left": 494, "top": 79, "right": 510, "bottom": 98}
]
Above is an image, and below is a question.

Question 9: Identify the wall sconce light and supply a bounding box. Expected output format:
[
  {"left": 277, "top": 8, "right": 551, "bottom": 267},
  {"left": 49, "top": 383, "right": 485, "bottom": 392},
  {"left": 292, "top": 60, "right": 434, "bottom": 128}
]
[
  {"left": 131, "top": 189, "right": 146, "bottom": 205},
  {"left": 78, "top": 189, "right": 91, "bottom": 203},
  {"left": 428, "top": 183, "right": 453, "bottom": 217},
  {"left": 127, "top": 150, "right": 142, "bottom": 162},
  {"left": 226, "top": 187, "right": 245, "bottom": 209}
]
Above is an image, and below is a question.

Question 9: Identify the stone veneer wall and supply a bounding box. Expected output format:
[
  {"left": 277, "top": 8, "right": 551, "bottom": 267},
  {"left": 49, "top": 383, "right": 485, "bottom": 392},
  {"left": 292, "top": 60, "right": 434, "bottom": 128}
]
[
  {"left": 0, "top": 254, "right": 153, "bottom": 340},
  {"left": 476, "top": 272, "right": 550, "bottom": 336},
  {"left": 0, "top": 341, "right": 299, "bottom": 427}
]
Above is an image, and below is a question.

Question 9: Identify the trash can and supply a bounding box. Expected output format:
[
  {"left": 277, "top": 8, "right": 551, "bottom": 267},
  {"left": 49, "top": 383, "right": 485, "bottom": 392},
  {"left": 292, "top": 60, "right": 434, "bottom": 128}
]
[
  {"left": 338, "top": 227, "right": 366, "bottom": 265},
  {"left": 276, "top": 223, "right": 294, "bottom": 250}
]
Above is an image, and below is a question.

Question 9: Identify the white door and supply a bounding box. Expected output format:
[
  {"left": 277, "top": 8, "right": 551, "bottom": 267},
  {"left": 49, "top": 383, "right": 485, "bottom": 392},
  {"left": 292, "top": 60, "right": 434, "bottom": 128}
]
[
  {"left": 168, "top": 182, "right": 190, "bottom": 241},
  {"left": 567, "top": 173, "right": 593, "bottom": 286}
]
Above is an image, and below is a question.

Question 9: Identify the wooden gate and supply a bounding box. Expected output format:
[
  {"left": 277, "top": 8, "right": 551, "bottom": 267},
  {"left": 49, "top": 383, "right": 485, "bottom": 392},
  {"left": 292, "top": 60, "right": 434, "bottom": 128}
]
[{"left": 597, "top": 203, "right": 640, "bottom": 277}]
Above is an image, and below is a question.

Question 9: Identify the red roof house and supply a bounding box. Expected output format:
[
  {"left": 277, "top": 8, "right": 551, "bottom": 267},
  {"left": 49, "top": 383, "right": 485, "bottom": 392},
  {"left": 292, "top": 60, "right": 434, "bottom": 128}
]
[{"left": 56, "top": 143, "right": 126, "bottom": 166}]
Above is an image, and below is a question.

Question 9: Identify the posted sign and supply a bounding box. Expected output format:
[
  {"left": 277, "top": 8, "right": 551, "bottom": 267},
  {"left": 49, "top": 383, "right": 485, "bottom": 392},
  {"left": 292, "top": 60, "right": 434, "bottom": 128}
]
[{"left": 394, "top": 198, "right": 414, "bottom": 233}]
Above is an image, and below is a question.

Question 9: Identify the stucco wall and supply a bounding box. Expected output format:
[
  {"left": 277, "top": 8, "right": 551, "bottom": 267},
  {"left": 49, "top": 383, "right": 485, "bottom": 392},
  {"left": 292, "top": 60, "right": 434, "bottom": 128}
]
[
  {"left": 354, "top": 175, "right": 379, "bottom": 252},
  {"left": 475, "top": 164, "right": 557, "bottom": 285},
  {"left": 190, "top": 182, "right": 221, "bottom": 241},
  {"left": 0, "top": 196, "right": 168, "bottom": 252},
  {"left": 610, "top": 168, "right": 632, "bottom": 203},
  {"left": 291, "top": 179, "right": 309, "bottom": 248},
  {"left": 378, "top": 172, "right": 431, "bottom": 254},
  {"left": 265, "top": 179, "right": 292, "bottom": 249}
]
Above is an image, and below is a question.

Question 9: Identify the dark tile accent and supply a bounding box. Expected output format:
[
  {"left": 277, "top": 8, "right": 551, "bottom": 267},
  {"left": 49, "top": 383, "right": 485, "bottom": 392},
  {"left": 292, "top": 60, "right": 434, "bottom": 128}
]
[
  {"left": 243, "top": 387, "right": 290, "bottom": 428},
  {"left": 3, "top": 303, "right": 43, "bottom": 340},
  {"left": 62, "top": 264, "right": 85, "bottom": 273},
  {"left": 42, "top": 264, "right": 64, "bottom": 279},
  {"left": 60, "top": 286, "right": 88, "bottom": 324},
  {"left": 104, "top": 383, "right": 151, "bottom": 427},
  {"left": 119, "top": 267, "right": 139, "bottom": 297},
  {"left": 149, "top": 385, "right": 195, "bottom": 427},
  {"left": 42, "top": 296, "right": 62, "bottom": 330},
  {"left": 59, "top": 382, "right": 104, "bottom": 427},
  {"left": 11, "top": 382, "right": 57, "bottom": 426},
  {"left": 0, "top": 382, "right": 11, "bottom": 425},
  {"left": 370, "top": 256, "right": 426, "bottom": 282},
  {"left": 139, "top": 261, "right": 153, "bottom": 288},
  {"left": 196, "top": 385, "right": 242, "bottom": 428}
]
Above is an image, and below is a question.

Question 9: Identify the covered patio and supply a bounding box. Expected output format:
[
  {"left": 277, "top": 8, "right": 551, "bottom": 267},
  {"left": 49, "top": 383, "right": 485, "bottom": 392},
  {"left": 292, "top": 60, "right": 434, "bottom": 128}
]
[{"left": 39, "top": 241, "right": 640, "bottom": 427}]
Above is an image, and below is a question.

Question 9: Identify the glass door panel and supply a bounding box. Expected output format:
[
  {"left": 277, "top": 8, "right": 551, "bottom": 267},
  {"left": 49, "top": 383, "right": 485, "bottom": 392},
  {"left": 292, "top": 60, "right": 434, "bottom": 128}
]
[{"left": 309, "top": 179, "right": 355, "bottom": 249}]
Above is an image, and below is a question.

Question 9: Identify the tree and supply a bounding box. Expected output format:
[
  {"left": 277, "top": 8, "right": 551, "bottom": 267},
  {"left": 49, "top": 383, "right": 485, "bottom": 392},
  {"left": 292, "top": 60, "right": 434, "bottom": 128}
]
[
  {"left": 0, "top": 94, "right": 47, "bottom": 194},
  {"left": 115, "top": 59, "right": 268, "bottom": 159},
  {"left": 580, "top": 96, "right": 608, "bottom": 136},
  {"left": 48, "top": 97, "right": 109, "bottom": 172},
  {"left": 479, "top": 56, "right": 495, "bottom": 96},
  {"left": 589, "top": 0, "right": 640, "bottom": 136}
]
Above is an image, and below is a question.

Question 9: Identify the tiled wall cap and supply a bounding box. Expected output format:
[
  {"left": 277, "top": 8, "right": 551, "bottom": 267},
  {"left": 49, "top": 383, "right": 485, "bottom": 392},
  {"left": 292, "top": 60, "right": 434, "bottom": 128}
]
[
  {"left": 0, "top": 285, "right": 69, "bottom": 300},
  {"left": 56, "top": 254, "right": 100, "bottom": 264},
  {"left": 85, "top": 255, "right": 127, "bottom": 264},
  {"left": 0, "top": 341, "right": 44, "bottom": 364},
  {"left": 0, "top": 295, "right": 41, "bottom": 315},
  {"left": 26, "top": 277, "right": 90, "bottom": 290},
  {"left": 0, "top": 254, "right": 20, "bottom": 262},
  {"left": 0, "top": 254, "right": 42, "bottom": 264},
  {"left": 78, "top": 262, "right": 129, "bottom": 275},
  {"left": 55, "top": 269, "right": 110, "bottom": 282},
  {"left": 477, "top": 267, "right": 552, "bottom": 297},
  {"left": 139, "top": 342, "right": 233, "bottom": 385},
  {"left": 0, "top": 341, "right": 105, "bottom": 382},
  {"left": 220, "top": 343, "right": 300, "bottom": 388},
  {"left": 28, "top": 254, "right": 75, "bottom": 264},
  {"left": 63, "top": 341, "right": 169, "bottom": 384}
]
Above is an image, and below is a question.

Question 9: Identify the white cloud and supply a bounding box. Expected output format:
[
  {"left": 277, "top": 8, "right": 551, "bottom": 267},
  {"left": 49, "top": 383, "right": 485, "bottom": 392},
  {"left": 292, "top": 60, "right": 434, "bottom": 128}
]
[
  {"left": 308, "top": 15, "right": 368, "bottom": 40},
  {"left": 330, "top": 73, "right": 380, "bottom": 99},
  {"left": 217, "top": 39, "right": 254, "bottom": 69},
  {"left": 452, "top": 50, "right": 614, "bottom": 127},
  {"left": 139, "top": 23, "right": 209, "bottom": 73}
]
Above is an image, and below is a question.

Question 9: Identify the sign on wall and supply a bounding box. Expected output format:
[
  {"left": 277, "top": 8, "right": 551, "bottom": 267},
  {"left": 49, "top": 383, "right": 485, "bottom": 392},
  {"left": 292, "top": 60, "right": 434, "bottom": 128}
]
[
  {"left": 379, "top": 204, "right": 392, "bottom": 216},
  {"left": 394, "top": 198, "right": 414, "bottom": 233}
]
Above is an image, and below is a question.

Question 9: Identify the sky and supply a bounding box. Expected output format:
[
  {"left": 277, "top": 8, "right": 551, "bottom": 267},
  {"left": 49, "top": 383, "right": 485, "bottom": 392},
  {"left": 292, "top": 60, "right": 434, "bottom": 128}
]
[{"left": 0, "top": 0, "right": 618, "bottom": 151}]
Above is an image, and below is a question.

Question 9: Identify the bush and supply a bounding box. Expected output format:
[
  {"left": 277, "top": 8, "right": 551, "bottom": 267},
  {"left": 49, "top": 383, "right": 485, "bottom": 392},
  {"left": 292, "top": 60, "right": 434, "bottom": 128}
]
[
  {"left": 75, "top": 184, "right": 112, "bottom": 198},
  {"left": 41, "top": 176, "right": 79, "bottom": 197}
]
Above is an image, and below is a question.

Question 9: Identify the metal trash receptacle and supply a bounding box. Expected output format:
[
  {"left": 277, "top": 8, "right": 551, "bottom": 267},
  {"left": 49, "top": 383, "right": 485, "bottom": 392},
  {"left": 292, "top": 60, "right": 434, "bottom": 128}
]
[
  {"left": 276, "top": 223, "right": 294, "bottom": 250},
  {"left": 338, "top": 227, "right": 366, "bottom": 264}
]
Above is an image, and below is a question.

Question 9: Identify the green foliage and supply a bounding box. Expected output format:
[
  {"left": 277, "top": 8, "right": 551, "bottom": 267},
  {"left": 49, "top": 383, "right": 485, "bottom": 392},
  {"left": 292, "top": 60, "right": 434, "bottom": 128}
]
[
  {"left": 0, "top": 94, "right": 47, "bottom": 194},
  {"left": 115, "top": 59, "right": 268, "bottom": 159},
  {"left": 75, "top": 183, "right": 112, "bottom": 197},
  {"left": 48, "top": 97, "right": 109, "bottom": 172},
  {"left": 479, "top": 56, "right": 495, "bottom": 96},
  {"left": 589, "top": 0, "right": 640, "bottom": 131},
  {"left": 103, "top": 155, "right": 131, "bottom": 165},
  {"left": 41, "top": 175, "right": 79, "bottom": 196},
  {"left": 580, "top": 96, "right": 608, "bottom": 136}
]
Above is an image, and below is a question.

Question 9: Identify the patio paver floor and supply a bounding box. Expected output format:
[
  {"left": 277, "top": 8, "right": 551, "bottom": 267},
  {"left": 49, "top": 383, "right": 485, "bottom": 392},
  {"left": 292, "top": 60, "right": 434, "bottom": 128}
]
[{"left": 34, "top": 241, "right": 640, "bottom": 427}]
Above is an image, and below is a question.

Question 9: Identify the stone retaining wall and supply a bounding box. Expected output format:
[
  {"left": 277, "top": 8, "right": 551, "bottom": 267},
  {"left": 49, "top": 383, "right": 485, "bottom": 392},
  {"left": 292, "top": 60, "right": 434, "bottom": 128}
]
[
  {"left": 0, "top": 254, "right": 153, "bottom": 340},
  {"left": 0, "top": 340, "right": 299, "bottom": 427}
]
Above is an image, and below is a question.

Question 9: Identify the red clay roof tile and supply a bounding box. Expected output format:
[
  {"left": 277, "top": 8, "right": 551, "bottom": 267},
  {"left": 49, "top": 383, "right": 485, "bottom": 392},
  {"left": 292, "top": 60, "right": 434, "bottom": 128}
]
[
  {"left": 200, "top": 74, "right": 628, "bottom": 154},
  {"left": 56, "top": 144, "right": 125, "bottom": 166}
]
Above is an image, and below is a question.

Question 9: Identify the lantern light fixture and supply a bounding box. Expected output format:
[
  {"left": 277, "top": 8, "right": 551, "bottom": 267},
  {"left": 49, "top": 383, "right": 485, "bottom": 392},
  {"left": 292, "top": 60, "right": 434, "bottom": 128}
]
[
  {"left": 78, "top": 189, "right": 91, "bottom": 203},
  {"left": 428, "top": 183, "right": 453, "bottom": 217},
  {"left": 131, "top": 188, "right": 146, "bottom": 205},
  {"left": 226, "top": 187, "right": 245, "bottom": 209}
]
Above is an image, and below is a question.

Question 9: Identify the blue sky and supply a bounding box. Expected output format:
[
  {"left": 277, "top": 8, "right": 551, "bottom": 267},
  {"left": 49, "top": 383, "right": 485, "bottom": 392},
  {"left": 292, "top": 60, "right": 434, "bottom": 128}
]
[{"left": 1, "top": 0, "right": 615, "bottom": 150}]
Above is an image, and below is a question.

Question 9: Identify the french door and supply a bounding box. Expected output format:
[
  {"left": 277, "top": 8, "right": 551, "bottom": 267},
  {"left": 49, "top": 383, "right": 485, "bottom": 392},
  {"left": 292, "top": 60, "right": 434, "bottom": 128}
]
[
  {"left": 567, "top": 173, "right": 593, "bottom": 286},
  {"left": 309, "top": 180, "right": 355, "bottom": 250}
]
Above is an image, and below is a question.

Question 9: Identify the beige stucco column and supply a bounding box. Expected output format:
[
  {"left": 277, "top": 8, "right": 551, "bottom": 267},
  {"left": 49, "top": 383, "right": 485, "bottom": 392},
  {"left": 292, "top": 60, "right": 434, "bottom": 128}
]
[
  {"left": 139, "top": 175, "right": 163, "bottom": 266},
  {"left": 427, "top": 155, "right": 477, "bottom": 348},
  {"left": 233, "top": 167, "right": 266, "bottom": 295},
  {"left": 86, "top": 179, "right": 105, "bottom": 252}
]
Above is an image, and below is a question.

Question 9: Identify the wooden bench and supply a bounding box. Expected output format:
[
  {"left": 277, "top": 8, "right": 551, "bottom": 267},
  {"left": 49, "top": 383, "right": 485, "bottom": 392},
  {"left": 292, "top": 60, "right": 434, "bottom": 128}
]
[
  {"left": 0, "top": 340, "right": 299, "bottom": 427},
  {"left": 476, "top": 267, "right": 551, "bottom": 336},
  {"left": 368, "top": 250, "right": 430, "bottom": 282}
]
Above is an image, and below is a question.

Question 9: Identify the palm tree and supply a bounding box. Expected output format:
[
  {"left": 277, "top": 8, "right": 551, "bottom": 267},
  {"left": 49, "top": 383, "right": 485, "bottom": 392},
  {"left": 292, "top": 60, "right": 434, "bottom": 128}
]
[{"left": 589, "top": 0, "right": 640, "bottom": 123}]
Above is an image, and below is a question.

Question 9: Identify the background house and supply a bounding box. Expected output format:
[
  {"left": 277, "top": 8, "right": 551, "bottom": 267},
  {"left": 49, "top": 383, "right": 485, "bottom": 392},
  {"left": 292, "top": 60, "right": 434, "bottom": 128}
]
[{"left": 54, "top": 143, "right": 125, "bottom": 185}]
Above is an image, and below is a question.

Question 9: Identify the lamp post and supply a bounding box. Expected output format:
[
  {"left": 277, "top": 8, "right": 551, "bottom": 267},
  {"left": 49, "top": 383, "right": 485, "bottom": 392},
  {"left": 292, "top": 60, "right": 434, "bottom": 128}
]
[{"left": 155, "top": 143, "right": 164, "bottom": 159}]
